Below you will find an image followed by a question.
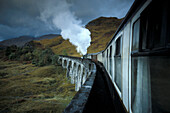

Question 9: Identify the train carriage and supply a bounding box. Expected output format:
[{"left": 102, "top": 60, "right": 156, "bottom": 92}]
[{"left": 85, "top": 0, "right": 170, "bottom": 113}]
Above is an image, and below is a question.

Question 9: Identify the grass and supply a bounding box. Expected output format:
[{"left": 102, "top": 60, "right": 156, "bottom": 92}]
[
  {"left": 0, "top": 61, "right": 76, "bottom": 113},
  {"left": 35, "top": 36, "right": 81, "bottom": 57}
]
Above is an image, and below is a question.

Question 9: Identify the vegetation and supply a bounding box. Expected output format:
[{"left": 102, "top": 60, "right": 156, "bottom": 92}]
[
  {"left": 1, "top": 41, "right": 59, "bottom": 66},
  {"left": 35, "top": 36, "right": 81, "bottom": 57},
  {"left": 0, "top": 40, "right": 76, "bottom": 112},
  {"left": 31, "top": 48, "right": 58, "bottom": 66},
  {"left": 0, "top": 17, "right": 122, "bottom": 58},
  {"left": 86, "top": 17, "right": 123, "bottom": 53},
  {"left": 0, "top": 16, "right": 123, "bottom": 112},
  {"left": 0, "top": 61, "right": 76, "bottom": 113},
  {"left": 34, "top": 17, "right": 123, "bottom": 56}
]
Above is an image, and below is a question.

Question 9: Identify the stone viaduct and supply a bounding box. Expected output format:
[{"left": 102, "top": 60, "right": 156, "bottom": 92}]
[
  {"left": 58, "top": 55, "right": 96, "bottom": 91},
  {"left": 58, "top": 55, "right": 121, "bottom": 113}
]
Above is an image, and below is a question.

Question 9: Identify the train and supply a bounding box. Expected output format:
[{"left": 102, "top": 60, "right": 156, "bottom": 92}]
[{"left": 84, "top": 0, "right": 170, "bottom": 113}]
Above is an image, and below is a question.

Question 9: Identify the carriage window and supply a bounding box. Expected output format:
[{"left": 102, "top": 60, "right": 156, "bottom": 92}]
[
  {"left": 131, "top": 58, "right": 138, "bottom": 112},
  {"left": 168, "top": 21, "right": 170, "bottom": 44},
  {"left": 109, "top": 46, "right": 112, "bottom": 58},
  {"left": 140, "top": 13, "right": 148, "bottom": 50},
  {"left": 140, "top": 1, "right": 167, "bottom": 51},
  {"left": 107, "top": 49, "right": 109, "bottom": 70},
  {"left": 131, "top": 56, "right": 170, "bottom": 113},
  {"left": 114, "top": 36, "right": 122, "bottom": 91},
  {"left": 167, "top": 6, "right": 170, "bottom": 45},
  {"left": 109, "top": 46, "right": 112, "bottom": 76},
  {"left": 153, "top": 15, "right": 163, "bottom": 48},
  {"left": 131, "top": 1, "right": 170, "bottom": 113},
  {"left": 103, "top": 52, "right": 106, "bottom": 67},
  {"left": 102, "top": 53, "right": 105, "bottom": 57},
  {"left": 115, "top": 38, "right": 120, "bottom": 55},
  {"left": 132, "top": 19, "right": 140, "bottom": 51}
]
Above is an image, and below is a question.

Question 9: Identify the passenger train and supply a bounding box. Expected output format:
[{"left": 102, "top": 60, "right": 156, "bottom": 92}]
[{"left": 85, "top": 0, "right": 170, "bottom": 113}]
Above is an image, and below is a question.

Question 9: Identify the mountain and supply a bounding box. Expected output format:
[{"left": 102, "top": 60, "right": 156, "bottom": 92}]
[
  {"left": 0, "top": 34, "right": 60, "bottom": 47},
  {"left": 34, "top": 36, "right": 81, "bottom": 57},
  {"left": 0, "top": 36, "right": 35, "bottom": 47},
  {"left": 35, "top": 34, "right": 61, "bottom": 41},
  {"left": 34, "top": 17, "right": 123, "bottom": 56},
  {"left": 0, "top": 17, "right": 123, "bottom": 57},
  {"left": 86, "top": 17, "right": 123, "bottom": 53}
]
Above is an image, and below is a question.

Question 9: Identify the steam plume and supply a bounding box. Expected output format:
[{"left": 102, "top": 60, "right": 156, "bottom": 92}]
[{"left": 39, "top": 0, "right": 91, "bottom": 55}]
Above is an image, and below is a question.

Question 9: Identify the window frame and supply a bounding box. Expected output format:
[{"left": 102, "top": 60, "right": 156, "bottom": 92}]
[
  {"left": 114, "top": 36, "right": 122, "bottom": 93},
  {"left": 132, "top": 18, "right": 140, "bottom": 54},
  {"left": 139, "top": 3, "right": 166, "bottom": 51},
  {"left": 131, "top": 1, "right": 170, "bottom": 57},
  {"left": 109, "top": 45, "right": 113, "bottom": 77},
  {"left": 114, "top": 36, "right": 122, "bottom": 57}
]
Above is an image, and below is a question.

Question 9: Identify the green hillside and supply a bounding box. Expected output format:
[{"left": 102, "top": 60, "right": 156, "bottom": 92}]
[
  {"left": 0, "top": 61, "right": 76, "bottom": 113},
  {"left": 35, "top": 36, "right": 81, "bottom": 57}
]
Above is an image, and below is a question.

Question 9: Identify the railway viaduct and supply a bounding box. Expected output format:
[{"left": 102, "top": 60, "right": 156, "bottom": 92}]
[{"left": 59, "top": 55, "right": 125, "bottom": 113}]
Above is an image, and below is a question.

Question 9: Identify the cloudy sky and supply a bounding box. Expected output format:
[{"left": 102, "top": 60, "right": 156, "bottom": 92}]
[{"left": 0, "top": 0, "right": 134, "bottom": 41}]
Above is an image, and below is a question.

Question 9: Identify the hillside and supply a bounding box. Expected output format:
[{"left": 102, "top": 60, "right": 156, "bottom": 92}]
[
  {"left": 35, "top": 17, "right": 123, "bottom": 56},
  {"left": 0, "top": 61, "right": 76, "bottom": 112},
  {"left": 0, "top": 17, "right": 123, "bottom": 57},
  {"left": 0, "top": 34, "right": 60, "bottom": 47},
  {"left": 0, "top": 36, "right": 35, "bottom": 47},
  {"left": 36, "top": 34, "right": 61, "bottom": 41},
  {"left": 34, "top": 36, "right": 81, "bottom": 57},
  {"left": 86, "top": 17, "right": 123, "bottom": 53}
]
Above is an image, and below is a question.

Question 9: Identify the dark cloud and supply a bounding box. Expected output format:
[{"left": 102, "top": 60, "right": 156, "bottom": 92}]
[
  {"left": 0, "top": 0, "right": 134, "bottom": 41},
  {"left": 70, "top": 0, "right": 134, "bottom": 23}
]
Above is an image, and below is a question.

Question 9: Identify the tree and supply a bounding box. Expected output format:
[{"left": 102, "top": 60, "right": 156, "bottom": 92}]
[
  {"left": 32, "top": 48, "right": 56, "bottom": 66},
  {"left": 9, "top": 53, "right": 17, "bottom": 60},
  {"left": 51, "top": 54, "right": 59, "bottom": 65}
]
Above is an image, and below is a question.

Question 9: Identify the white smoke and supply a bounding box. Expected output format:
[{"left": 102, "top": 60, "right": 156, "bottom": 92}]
[{"left": 39, "top": 0, "right": 91, "bottom": 55}]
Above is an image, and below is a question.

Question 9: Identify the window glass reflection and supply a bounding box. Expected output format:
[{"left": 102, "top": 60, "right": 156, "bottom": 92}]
[
  {"left": 115, "top": 37, "right": 122, "bottom": 92},
  {"left": 131, "top": 56, "right": 170, "bottom": 113},
  {"left": 132, "top": 19, "right": 140, "bottom": 51}
]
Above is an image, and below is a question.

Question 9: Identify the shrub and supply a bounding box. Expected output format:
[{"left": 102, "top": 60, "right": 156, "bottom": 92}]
[
  {"left": 51, "top": 54, "right": 59, "bottom": 65},
  {"left": 62, "top": 49, "right": 68, "bottom": 56},
  {"left": 9, "top": 53, "right": 17, "bottom": 60},
  {"left": 32, "top": 48, "right": 57, "bottom": 66},
  {"left": 4, "top": 45, "right": 59, "bottom": 67}
]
